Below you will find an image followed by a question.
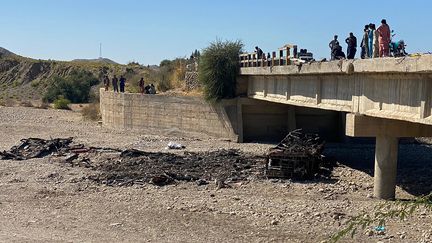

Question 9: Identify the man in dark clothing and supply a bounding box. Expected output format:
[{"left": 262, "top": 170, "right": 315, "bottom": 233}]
[
  {"left": 139, "top": 77, "right": 145, "bottom": 94},
  {"left": 360, "top": 25, "right": 370, "bottom": 59},
  {"left": 332, "top": 43, "right": 346, "bottom": 60},
  {"left": 103, "top": 75, "right": 110, "bottom": 91},
  {"left": 329, "top": 35, "right": 339, "bottom": 60},
  {"left": 345, "top": 32, "right": 357, "bottom": 59},
  {"left": 112, "top": 75, "right": 119, "bottom": 92},
  {"left": 144, "top": 84, "right": 156, "bottom": 94},
  {"left": 119, "top": 75, "right": 126, "bottom": 93},
  {"left": 255, "top": 46, "right": 263, "bottom": 59}
]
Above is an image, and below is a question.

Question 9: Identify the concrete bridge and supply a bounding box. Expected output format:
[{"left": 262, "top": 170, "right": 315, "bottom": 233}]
[{"left": 238, "top": 54, "right": 432, "bottom": 199}]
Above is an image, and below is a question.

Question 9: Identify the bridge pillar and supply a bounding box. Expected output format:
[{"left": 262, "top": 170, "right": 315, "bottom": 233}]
[
  {"left": 374, "top": 136, "right": 399, "bottom": 200},
  {"left": 346, "top": 113, "right": 432, "bottom": 200}
]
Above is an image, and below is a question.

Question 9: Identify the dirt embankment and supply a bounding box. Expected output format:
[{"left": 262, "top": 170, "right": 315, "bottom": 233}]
[{"left": 0, "top": 55, "right": 147, "bottom": 104}]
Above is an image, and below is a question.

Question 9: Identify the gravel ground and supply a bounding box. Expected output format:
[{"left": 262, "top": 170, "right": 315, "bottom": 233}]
[{"left": 0, "top": 106, "right": 431, "bottom": 242}]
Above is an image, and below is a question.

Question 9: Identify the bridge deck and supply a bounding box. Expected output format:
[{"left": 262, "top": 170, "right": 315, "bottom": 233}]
[{"left": 240, "top": 55, "right": 432, "bottom": 126}]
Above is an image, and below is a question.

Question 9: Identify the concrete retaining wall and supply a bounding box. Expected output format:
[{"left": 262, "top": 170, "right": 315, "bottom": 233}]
[
  {"left": 100, "top": 90, "right": 238, "bottom": 140},
  {"left": 100, "top": 89, "right": 343, "bottom": 142}
]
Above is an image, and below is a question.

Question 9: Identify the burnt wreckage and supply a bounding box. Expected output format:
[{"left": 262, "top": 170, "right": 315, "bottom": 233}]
[{"left": 265, "top": 130, "right": 324, "bottom": 179}]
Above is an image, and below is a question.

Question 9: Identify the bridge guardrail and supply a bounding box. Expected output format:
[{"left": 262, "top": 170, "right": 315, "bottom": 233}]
[{"left": 239, "top": 44, "right": 299, "bottom": 68}]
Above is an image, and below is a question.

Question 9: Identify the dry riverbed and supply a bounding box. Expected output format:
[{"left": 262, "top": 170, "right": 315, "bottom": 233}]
[{"left": 0, "top": 106, "right": 431, "bottom": 242}]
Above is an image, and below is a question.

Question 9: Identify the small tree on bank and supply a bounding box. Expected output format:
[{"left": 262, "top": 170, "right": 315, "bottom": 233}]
[
  {"left": 198, "top": 39, "right": 243, "bottom": 101},
  {"left": 43, "top": 70, "right": 99, "bottom": 103}
]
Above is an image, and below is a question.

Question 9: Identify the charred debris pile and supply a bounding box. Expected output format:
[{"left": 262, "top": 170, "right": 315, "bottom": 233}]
[
  {"left": 1, "top": 132, "right": 328, "bottom": 187},
  {"left": 0, "top": 138, "right": 264, "bottom": 186}
]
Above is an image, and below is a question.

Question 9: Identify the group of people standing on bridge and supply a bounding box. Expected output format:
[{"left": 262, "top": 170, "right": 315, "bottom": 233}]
[{"left": 329, "top": 19, "right": 391, "bottom": 60}]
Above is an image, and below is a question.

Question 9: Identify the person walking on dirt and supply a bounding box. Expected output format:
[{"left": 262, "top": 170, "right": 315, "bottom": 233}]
[
  {"left": 377, "top": 19, "right": 391, "bottom": 57},
  {"left": 329, "top": 35, "right": 339, "bottom": 60},
  {"left": 345, "top": 33, "right": 357, "bottom": 59},
  {"left": 112, "top": 75, "right": 119, "bottom": 92},
  {"left": 139, "top": 77, "right": 145, "bottom": 94},
  {"left": 119, "top": 75, "right": 126, "bottom": 93},
  {"left": 103, "top": 75, "right": 110, "bottom": 91}
]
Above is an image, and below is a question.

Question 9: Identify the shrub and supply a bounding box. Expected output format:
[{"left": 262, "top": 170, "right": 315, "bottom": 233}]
[
  {"left": 13, "top": 80, "right": 20, "bottom": 87},
  {"left": 31, "top": 80, "right": 40, "bottom": 87},
  {"left": 198, "top": 39, "right": 243, "bottom": 101},
  {"left": 20, "top": 100, "right": 33, "bottom": 107},
  {"left": 43, "top": 70, "right": 99, "bottom": 103},
  {"left": 156, "top": 66, "right": 172, "bottom": 92},
  {"left": 38, "top": 102, "right": 50, "bottom": 109},
  {"left": 81, "top": 102, "right": 100, "bottom": 120},
  {"left": 53, "top": 97, "right": 71, "bottom": 110}
]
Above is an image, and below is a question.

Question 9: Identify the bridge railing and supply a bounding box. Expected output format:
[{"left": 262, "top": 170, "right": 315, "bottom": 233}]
[{"left": 239, "top": 44, "right": 298, "bottom": 68}]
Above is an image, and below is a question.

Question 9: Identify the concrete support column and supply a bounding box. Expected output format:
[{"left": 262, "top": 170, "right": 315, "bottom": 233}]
[
  {"left": 374, "top": 136, "right": 399, "bottom": 200},
  {"left": 236, "top": 100, "right": 244, "bottom": 143}
]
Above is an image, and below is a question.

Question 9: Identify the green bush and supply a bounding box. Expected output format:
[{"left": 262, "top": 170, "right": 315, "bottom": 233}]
[
  {"left": 198, "top": 39, "right": 243, "bottom": 101},
  {"left": 156, "top": 66, "right": 172, "bottom": 92},
  {"left": 43, "top": 70, "right": 99, "bottom": 103},
  {"left": 53, "top": 97, "right": 71, "bottom": 110},
  {"left": 13, "top": 80, "right": 20, "bottom": 87},
  {"left": 31, "top": 80, "right": 40, "bottom": 87}
]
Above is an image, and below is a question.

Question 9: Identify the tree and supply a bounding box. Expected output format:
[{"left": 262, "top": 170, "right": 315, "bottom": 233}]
[
  {"left": 198, "top": 39, "right": 243, "bottom": 101},
  {"left": 159, "top": 59, "right": 172, "bottom": 68},
  {"left": 43, "top": 70, "right": 99, "bottom": 103}
]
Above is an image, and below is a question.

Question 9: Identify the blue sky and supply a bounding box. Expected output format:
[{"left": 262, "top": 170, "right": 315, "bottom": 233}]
[{"left": 1, "top": 0, "right": 431, "bottom": 65}]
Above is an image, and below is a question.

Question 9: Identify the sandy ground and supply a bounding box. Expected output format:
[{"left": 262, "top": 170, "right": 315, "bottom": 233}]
[{"left": 0, "top": 106, "right": 431, "bottom": 243}]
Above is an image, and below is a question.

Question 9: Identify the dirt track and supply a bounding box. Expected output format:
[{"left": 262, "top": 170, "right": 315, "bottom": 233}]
[{"left": 0, "top": 106, "right": 431, "bottom": 242}]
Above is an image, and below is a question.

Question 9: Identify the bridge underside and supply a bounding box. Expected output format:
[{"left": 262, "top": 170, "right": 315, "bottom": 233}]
[
  {"left": 241, "top": 72, "right": 432, "bottom": 126},
  {"left": 238, "top": 56, "right": 432, "bottom": 200}
]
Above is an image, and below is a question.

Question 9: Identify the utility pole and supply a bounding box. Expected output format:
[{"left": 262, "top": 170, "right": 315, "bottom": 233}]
[{"left": 99, "top": 43, "right": 102, "bottom": 58}]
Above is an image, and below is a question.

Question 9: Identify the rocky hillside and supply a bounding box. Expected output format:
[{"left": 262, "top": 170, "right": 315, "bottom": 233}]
[
  {"left": 0, "top": 48, "right": 147, "bottom": 104},
  {"left": 72, "top": 58, "right": 119, "bottom": 65},
  {"left": 0, "top": 47, "right": 16, "bottom": 58}
]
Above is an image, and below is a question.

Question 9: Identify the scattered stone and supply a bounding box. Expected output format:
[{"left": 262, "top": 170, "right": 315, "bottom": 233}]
[
  {"left": 270, "top": 220, "right": 279, "bottom": 226},
  {"left": 196, "top": 179, "right": 208, "bottom": 186},
  {"left": 216, "top": 179, "right": 231, "bottom": 189},
  {"left": 109, "top": 223, "right": 122, "bottom": 227}
]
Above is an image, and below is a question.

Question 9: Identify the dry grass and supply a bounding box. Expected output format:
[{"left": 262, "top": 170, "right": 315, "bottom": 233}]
[
  {"left": 20, "top": 100, "right": 34, "bottom": 107},
  {"left": 81, "top": 102, "right": 101, "bottom": 121}
]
